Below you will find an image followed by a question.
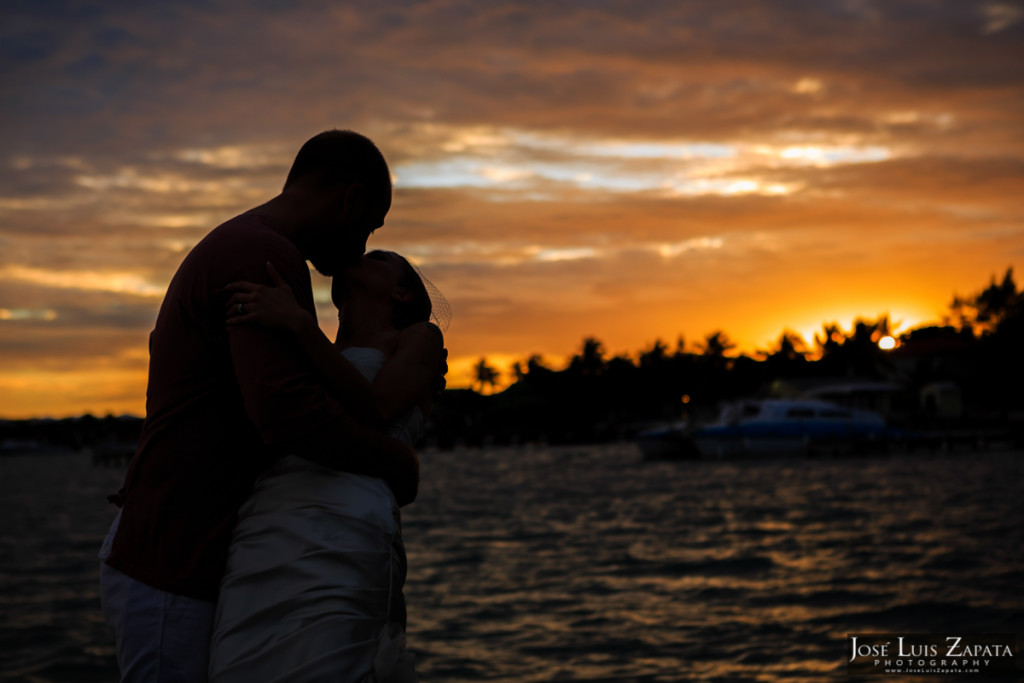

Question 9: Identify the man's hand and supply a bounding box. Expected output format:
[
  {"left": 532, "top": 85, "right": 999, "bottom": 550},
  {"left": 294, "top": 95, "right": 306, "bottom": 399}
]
[{"left": 291, "top": 420, "right": 420, "bottom": 507}]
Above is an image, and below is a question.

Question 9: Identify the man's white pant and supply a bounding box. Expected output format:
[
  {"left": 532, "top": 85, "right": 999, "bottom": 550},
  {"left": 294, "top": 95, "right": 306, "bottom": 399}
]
[{"left": 99, "top": 511, "right": 214, "bottom": 682}]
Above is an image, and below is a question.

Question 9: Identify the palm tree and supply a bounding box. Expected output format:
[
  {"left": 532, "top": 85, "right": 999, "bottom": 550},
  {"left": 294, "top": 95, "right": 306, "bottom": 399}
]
[
  {"left": 673, "top": 335, "right": 686, "bottom": 356},
  {"left": 473, "top": 357, "right": 500, "bottom": 394},
  {"left": 814, "top": 322, "right": 845, "bottom": 359},
  {"left": 761, "top": 330, "right": 809, "bottom": 363},
  {"left": 945, "top": 268, "right": 1020, "bottom": 336},
  {"left": 815, "top": 317, "right": 895, "bottom": 378},
  {"left": 511, "top": 361, "right": 526, "bottom": 384},
  {"left": 847, "top": 316, "right": 898, "bottom": 378},
  {"left": 695, "top": 330, "right": 736, "bottom": 375},
  {"left": 525, "top": 354, "right": 550, "bottom": 375},
  {"left": 510, "top": 354, "right": 554, "bottom": 385},
  {"left": 569, "top": 336, "right": 607, "bottom": 376},
  {"left": 638, "top": 338, "right": 669, "bottom": 369},
  {"left": 974, "top": 267, "right": 1018, "bottom": 334},
  {"left": 699, "top": 330, "right": 736, "bottom": 359}
]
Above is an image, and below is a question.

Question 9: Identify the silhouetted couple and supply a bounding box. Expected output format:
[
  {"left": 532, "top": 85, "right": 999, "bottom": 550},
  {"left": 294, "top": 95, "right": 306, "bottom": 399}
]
[{"left": 99, "top": 130, "right": 447, "bottom": 682}]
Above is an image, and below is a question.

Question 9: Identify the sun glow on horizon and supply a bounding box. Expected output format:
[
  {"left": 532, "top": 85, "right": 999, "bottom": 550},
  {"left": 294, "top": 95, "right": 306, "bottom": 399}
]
[
  {"left": 434, "top": 299, "right": 944, "bottom": 395},
  {"left": 761, "top": 304, "right": 936, "bottom": 358},
  {"left": 0, "top": 366, "right": 148, "bottom": 419}
]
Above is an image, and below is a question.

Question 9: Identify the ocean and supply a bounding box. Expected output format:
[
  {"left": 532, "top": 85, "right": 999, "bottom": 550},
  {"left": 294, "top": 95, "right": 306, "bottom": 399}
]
[{"left": 1, "top": 444, "right": 1021, "bottom": 682}]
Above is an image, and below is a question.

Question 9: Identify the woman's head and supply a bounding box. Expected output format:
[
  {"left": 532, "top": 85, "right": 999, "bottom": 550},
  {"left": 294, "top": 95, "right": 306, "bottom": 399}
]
[
  {"left": 333, "top": 250, "right": 431, "bottom": 329},
  {"left": 389, "top": 252, "right": 432, "bottom": 329}
]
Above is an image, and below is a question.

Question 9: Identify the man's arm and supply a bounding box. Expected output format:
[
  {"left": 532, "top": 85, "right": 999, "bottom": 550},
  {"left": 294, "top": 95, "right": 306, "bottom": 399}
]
[
  {"left": 287, "top": 413, "right": 419, "bottom": 506},
  {"left": 225, "top": 254, "right": 418, "bottom": 504},
  {"left": 225, "top": 262, "right": 386, "bottom": 428}
]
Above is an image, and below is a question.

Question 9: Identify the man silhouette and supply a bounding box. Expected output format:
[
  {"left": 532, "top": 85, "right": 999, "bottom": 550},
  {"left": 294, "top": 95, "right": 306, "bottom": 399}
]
[{"left": 99, "top": 130, "right": 422, "bottom": 681}]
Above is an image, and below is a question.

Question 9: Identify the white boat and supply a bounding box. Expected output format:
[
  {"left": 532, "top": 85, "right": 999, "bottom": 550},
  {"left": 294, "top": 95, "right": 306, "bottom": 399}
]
[
  {"left": 638, "top": 398, "right": 888, "bottom": 460},
  {"left": 695, "top": 398, "right": 889, "bottom": 458}
]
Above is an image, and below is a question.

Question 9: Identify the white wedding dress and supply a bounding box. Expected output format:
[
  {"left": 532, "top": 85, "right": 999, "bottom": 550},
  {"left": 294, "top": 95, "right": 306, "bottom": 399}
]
[{"left": 209, "top": 347, "right": 420, "bottom": 683}]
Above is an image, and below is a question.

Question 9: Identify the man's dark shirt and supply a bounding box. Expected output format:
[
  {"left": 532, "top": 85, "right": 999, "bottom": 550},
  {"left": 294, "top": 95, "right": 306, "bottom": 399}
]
[{"left": 106, "top": 212, "right": 355, "bottom": 602}]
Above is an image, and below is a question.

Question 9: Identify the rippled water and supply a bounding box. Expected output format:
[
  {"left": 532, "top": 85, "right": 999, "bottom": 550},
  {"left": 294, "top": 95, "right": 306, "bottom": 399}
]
[{"left": 1, "top": 445, "right": 1022, "bottom": 682}]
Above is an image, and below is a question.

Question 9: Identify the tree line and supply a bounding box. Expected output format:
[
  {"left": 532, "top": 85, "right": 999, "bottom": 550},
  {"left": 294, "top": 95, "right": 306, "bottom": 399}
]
[{"left": 432, "top": 267, "right": 1022, "bottom": 447}]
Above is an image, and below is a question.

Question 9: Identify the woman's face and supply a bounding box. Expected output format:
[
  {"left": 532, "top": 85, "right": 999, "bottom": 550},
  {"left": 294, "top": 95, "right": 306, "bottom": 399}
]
[{"left": 333, "top": 250, "right": 405, "bottom": 307}]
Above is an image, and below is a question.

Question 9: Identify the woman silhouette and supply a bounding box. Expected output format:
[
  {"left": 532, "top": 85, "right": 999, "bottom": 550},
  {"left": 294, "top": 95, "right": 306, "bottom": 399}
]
[{"left": 209, "top": 250, "right": 446, "bottom": 682}]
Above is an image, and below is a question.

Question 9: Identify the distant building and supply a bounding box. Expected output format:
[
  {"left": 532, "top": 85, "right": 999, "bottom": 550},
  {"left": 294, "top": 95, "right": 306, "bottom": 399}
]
[{"left": 919, "top": 381, "right": 964, "bottom": 420}]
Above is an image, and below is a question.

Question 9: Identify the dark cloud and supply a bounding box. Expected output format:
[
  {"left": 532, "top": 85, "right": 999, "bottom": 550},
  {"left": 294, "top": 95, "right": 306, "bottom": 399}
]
[
  {"left": 0, "top": 317, "right": 150, "bottom": 372},
  {"left": 3, "top": 0, "right": 1022, "bottom": 155}
]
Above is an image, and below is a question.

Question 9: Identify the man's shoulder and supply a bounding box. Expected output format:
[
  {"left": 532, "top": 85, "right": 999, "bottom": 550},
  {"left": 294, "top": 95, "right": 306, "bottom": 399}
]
[
  {"left": 187, "top": 212, "right": 304, "bottom": 271},
  {"left": 203, "top": 212, "right": 294, "bottom": 253},
  {"left": 171, "top": 211, "right": 307, "bottom": 293}
]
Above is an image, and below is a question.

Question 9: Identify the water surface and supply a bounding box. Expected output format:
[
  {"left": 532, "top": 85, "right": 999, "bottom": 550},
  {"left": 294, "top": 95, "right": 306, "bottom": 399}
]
[{"left": 1, "top": 445, "right": 1021, "bottom": 681}]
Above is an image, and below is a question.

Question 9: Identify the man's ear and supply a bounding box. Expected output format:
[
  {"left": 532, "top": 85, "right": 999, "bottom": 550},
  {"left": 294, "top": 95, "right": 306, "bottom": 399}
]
[{"left": 342, "top": 183, "right": 366, "bottom": 216}]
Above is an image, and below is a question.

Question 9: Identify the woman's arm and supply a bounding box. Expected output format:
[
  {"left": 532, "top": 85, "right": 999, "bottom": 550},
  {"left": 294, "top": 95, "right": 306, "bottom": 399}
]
[
  {"left": 290, "top": 315, "right": 388, "bottom": 427},
  {"left": 371, "top": 322, "right": 445, "bottom": 423},
  {"left": 225, "top": 262, "right": 385, "bottom": 427}
]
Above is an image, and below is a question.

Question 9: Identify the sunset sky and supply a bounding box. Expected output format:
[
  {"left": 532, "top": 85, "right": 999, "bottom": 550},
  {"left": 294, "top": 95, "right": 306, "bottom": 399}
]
[{"left": 2, "top": 0, "right": 1022, "bottom": 418}]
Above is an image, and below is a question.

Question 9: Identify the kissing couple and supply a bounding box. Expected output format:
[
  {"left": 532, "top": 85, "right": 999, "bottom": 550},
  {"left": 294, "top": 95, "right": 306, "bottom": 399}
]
[{"left": 99, "top": 130, "right": 448, "bottom": 682}]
